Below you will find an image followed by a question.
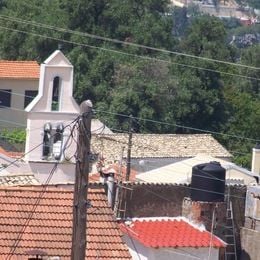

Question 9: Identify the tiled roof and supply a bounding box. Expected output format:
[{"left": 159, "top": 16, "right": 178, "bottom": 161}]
[
  {"left": 90, "top": 162, "right": 137, "bottom": 182},
  {"left": 91, "top": 134, "right": 232, "bottom": 160},
  {"left": 120, "top": 217, "right": 225, "bottom": 248},
  {"left": 0, "top": 60, "right": 39, "bottom": 79},
  {"left": 0, "top": 147, "right": 23, "bottom": 158},
  {"left": 0, "top": 186, "right": 131, "bottom": 259},
  {"left": 0, "top": 174, "right": 39, "bottom": 186}
]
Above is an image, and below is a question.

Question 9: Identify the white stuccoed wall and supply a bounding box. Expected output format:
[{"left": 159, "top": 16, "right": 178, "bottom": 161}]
[
  {"left": 23, "top": 50, "right": 80, "bottom": 184},
  {"left": 25, "top": 50, "right": 79, "bottom": 164},
  {"left": 0, "top": 79, "right": 38, "bottom": 128}
]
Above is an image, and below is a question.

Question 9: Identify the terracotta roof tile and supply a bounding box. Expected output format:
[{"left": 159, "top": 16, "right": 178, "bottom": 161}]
[
  {"left": 120, "top": 217, "right": 225, "bottom": 248},
  {"left": 0, "top": 60, "right": 39, "bottom": 79},
  {"left": 0, "top": 146, "right": 24, "bottom": 158},
  {"left": 0, "top": 186, "right": 131, "bottom": 259},
  {"left": 91, "top": 134, "right": 232, "bottom": 160},
  {"left": 90, "top": 162, "right": 137, "bottom": 182}
]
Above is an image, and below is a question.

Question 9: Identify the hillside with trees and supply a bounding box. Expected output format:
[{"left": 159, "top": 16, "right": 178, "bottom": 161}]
[{"left": 0, "top": 0, "right": 259, "bottom": 168}]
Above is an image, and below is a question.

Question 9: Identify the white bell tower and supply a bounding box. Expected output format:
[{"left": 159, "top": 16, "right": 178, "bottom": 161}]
[{"left": 25, "top": 50, "right": 79, "bottom": 164}]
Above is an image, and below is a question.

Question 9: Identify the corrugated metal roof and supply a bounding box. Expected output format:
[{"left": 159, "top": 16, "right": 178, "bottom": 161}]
[{"left": 137, "top": 154, "right": 257, "bottom": 185}]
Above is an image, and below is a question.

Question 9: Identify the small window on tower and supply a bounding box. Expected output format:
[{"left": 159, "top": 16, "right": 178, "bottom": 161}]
[{"left": 52, "top": 76, "right": 61, "bottom": 111}]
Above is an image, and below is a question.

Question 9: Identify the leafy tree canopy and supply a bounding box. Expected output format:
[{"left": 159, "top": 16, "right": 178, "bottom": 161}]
[{"left": 0, "top": 1, "right": 259, "bottom": 167}]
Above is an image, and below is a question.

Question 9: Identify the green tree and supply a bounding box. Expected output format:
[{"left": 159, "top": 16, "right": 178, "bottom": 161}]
[{"left": 222, "top": 86, "right": 260, "bottom": 168}]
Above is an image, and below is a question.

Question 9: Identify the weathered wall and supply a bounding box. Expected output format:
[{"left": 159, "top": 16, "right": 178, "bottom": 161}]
[{"left": 241, "top": 227, "right": 260, "bottom": 260}]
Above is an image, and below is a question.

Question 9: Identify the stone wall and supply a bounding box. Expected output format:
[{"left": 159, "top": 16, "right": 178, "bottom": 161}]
[{"left": 241, "top": 227, "right": 260, "bottom": 260}]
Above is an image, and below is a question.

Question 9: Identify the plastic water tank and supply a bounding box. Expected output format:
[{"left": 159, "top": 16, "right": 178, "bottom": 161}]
[{"left": 191, "top": 161, "right": 226, "bottom": 202}]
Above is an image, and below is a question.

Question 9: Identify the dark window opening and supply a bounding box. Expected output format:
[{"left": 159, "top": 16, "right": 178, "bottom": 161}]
[
  {"left": 24, "top": 90, "right": 38, "bottom": 108},
  {"left": 52, "top": 76, "right": 60, "bottom": 111},
  {"left": 0, "top": 89, "right": 11, "bottom": 108},
  {"left": 42, "top": 123, "right": 52, "bottom": 159},
  {"left": 42, "top": 123, "right": 64, "bottom": 161}
]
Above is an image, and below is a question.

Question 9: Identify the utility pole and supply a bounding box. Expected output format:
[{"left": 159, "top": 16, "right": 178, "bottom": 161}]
[
  {"left": 71, "top": 100, "right": 93, "bottom": 260},
  {"left": 126, "top": 115, "right": 133, "bottom": 181}
]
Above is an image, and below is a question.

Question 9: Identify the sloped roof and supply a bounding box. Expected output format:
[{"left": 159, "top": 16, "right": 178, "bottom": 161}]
[
  {"left": 91, "top": 134, "right": 231, "bottom": 160},
  {"left": 0, "top": 186, "right": 131, "bottom": 259},
  {"left": 0, "top": 147, "right": 23, "bottom": 159},
  {"left": 0, "top": 174, "right": 39, "bottom": 186},
  {"left": 120, "top": 217, "right": 225, "bottom": 248},
  {"left": 0, "top": 61, "right": 39, "bottom": 79},
  {"left": 137, "top": 154, "right": 257, "bottom": 185},
  {"left": 90, "top": 162, "right": 137, "bottom": 182}
]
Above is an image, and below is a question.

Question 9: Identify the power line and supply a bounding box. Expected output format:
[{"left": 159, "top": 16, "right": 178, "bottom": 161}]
[
  {"left": 6, "top": 162, "right": 58, "bottom": 258},
  {"left": 6, "top": 114, "right": 82, "bottom": 257},
  {"left": 0, "top": 116, "right": 80, "bottom": 173},
  {"left": 0, "top": 25, "right": 259, "bottom": 82},
  {"left": 0, "top": 119, "right": 26, "bottom": 128},
  {"left": 0, "top": 14, "right": 259, "bottom": 71},
  {"left": 129, "top": 178, "right": 247, "bottom": 200},
  {"left": 0, "top": 108, "right": 257, "bottom": 163},
  {"left": 95, "top": 110, "right": 260, "bottom": 142},
  {"left": 0, "top": 89, "right": 37, "bottom": 99}
]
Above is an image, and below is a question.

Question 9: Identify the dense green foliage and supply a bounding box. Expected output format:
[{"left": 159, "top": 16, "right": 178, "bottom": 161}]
[{"left": 0, "top": 0, "right": 259, "bottom": 168}]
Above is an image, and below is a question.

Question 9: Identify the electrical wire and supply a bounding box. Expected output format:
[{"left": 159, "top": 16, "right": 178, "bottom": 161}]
[
  {"left": 95, "top": 110, "right": 260, "bottom": 142},
  {"left": 6, "top": 115, "right": 83, "bottom": 257},
  {"left": 6, "top": 162, "right": 59, "bottom": 258},
  {"left": 0, "top": 14, "right": 259, "bottom": 71},
  {"left": 123, "top": 224, "right": 142, "bottom": 260},
  {"left": 0, "top": 116, "right": 80, "bottom": 173},
  {"left": 0, "top": 89, "right": 37, "bottom": 99},
  {"left": 134, "top": 177, "right": 247, "bottom": 200},
  {"left": 0, "top": 25, "right": 259, "bottom": 82},
  {"left": 208, "top": 205, "right": 216, "bottom": 260}
]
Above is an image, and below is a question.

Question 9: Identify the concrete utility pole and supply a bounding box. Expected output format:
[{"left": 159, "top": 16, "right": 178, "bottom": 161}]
[
  {"left": 126, "top": 115, "right": 133, "bottom": 181},
  {"left": 71, "top": 100, "right": 93, "bottom": 260}
]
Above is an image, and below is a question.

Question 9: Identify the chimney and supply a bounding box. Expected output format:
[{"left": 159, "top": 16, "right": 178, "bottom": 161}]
[
  {"left": 252, "top": 144, "right": 260, "bottom": 176},
  {"left": 106, "top": 172, "right": 115, "bottom": 208}
]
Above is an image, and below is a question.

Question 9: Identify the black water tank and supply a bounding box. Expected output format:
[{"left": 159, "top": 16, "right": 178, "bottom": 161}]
[{"left": 191, "top": 161, "right": 226, "bottom": 202}]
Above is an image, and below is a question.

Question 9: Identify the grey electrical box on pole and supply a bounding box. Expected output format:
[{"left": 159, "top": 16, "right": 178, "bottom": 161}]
[{"left": 71, "top": 100, "right": 93, "bottom": 260}]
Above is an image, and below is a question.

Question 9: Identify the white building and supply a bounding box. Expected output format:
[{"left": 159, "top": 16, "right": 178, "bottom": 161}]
[
  {"left": 0, "top": 50, "right": 111, "bottom": 184},
  {"left": 0, "top": 60, "right": 39, "bottom": 128}
]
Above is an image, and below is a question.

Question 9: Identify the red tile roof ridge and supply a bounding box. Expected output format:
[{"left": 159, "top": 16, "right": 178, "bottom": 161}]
[
  {"left": 128, "top": 216, "right": 207, "bottom": 232},
  {"left": 120, "top": 216, "right": 226, "bottom": 248}
]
